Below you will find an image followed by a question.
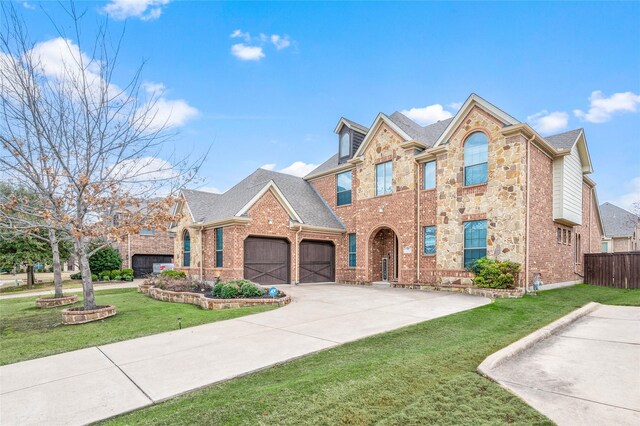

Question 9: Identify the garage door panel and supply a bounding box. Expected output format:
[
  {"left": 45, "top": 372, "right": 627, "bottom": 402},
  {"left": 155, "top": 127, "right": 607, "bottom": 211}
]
[
  {"left": 300, "top": 241, "right": 335, "bottom": 283},
  {"left": 132, "top": 255, "right": 173, "bottom": 278},
  {"left": 244, "top": 237, "right": 289, "bottom": 285}
]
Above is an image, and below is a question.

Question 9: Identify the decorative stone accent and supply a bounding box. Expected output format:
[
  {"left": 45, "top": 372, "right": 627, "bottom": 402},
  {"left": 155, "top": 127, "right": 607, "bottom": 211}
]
[
  {"left": 62, "top": 305, "right": 117, "bottom": 324},
  {"left": 143, "top": 285, "right": 291, "bottom": 310},
  {"left": 35, "top": 294, "right": 78, "bottom": 308}
]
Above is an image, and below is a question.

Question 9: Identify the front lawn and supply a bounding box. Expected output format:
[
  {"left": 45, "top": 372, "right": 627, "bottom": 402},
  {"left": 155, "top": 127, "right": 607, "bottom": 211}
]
[
  {"left": 0, "top": 288, "right": 276, "bottom": 366},
  {"left": 103, "top": 285, "right": 639, "bottom": 425}
]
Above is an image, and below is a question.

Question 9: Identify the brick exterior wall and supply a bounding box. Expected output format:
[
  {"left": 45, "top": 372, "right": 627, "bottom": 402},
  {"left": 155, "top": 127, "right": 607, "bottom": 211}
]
[
  {"left": 113, "top": 229, "right": 174, "bottom": 269},
  {"left": 171, "top": 102, "right": 603, "bottom": 288}
]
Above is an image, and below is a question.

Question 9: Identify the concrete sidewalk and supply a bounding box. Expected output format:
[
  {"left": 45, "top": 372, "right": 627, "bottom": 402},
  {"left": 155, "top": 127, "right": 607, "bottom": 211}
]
[
  {"left": 485, "top": 304, "right": 640, "bottom": 426},
  {"left": 0, "top": 281, "right": 140, "bottom": 300},
  {"left": 0, "top": 284, "right": 490, "bottom": 425}
]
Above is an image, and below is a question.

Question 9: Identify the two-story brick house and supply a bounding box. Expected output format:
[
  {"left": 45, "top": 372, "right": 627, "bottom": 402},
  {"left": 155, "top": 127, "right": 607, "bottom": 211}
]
[{"left": 172, "top": 94, "right": 603, "bottom": 289}]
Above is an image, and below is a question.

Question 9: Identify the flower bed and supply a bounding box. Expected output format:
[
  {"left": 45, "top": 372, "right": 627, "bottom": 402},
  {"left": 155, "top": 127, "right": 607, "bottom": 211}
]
[
  {"left": 139, "top": 276, "right": 290, "bottom": 310},
  {"left": 35, "top": 294, "right": 78, "bottom": 308},
  {"left": 62, "top": 305, "right": 117, "bottom": 324}
]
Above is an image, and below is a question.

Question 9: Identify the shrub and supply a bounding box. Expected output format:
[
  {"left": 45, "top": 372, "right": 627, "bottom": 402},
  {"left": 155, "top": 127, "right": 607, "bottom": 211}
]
[
  {"left": 212, "top": 281, "right": 224, "bottom": 297},
  {"left": 70, "top": 273, "right": 82, "bottom": 280},
  {"left": 239, "top": 281, "right": 265, "bottom": 298},
  {"left": 91, "top": 274, "right": 98, "bottom": 281},
  {"left": 160, "top": 270, "right": 186, "bottom": 279},
  {"left": 101, "top": 274, "right": 111, "bottom": 281},
  {"left": 110, "top": 270, "right": 121, "bottom": 279},
  {"left": 122, "top": 274, "right": 133, "bottom": 281},
  {"left": 113, "top": 275, "right": 122, "bottom": 281},
  {"left": 471, "top": 258, "right": 521, "bottom": 289},
  {"left": 89, "top": 246, "right": 122, "bottom": 275},
  {"left": 220, "top": 283, "right": 240, "bottom": 299},
  {"left": 121, "top": 268, "right": 134, "bottom": 276}
]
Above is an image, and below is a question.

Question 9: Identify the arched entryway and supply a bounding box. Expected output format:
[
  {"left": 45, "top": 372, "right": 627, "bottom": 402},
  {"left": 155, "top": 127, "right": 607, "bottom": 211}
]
[{"left": 369, "top": 227, "right": 399, "bottom": 282}]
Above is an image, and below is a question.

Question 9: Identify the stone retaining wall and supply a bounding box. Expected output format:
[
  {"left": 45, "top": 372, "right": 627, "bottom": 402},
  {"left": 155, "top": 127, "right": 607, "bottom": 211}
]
[
  {"left": 62, "top": 305, "right": 117, "bottom": 324},
  {"left": 35, "top": 294, "right": 78, "bottom": 308},
  {"left": 392, "top": 283, "right": 524, "bottom": 299},
  {"left": 141, "top": 285, "right": 291, "bottom": 310}
]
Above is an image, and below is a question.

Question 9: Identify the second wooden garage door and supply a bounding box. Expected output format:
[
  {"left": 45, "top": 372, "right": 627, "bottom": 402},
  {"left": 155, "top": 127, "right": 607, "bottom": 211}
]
[
  {"left": 244, "top": 237, "right": 290, "bottom": 285},
  {"left": 299, "top": 241, "right": 335, "bottom": 283}
]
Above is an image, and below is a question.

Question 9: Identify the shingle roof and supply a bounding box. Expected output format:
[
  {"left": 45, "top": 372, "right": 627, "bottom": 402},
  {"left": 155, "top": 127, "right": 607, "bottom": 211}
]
[
  {"left": 181, "top": 189, "right": 222, "bottom": 222},
  {"left": 183, "top": 169, "right": 344, "bottom": 230},
  {"left": 388, "top": 112, "right": 453, "bottom": 148},
  {"left": 304, "top": 153, "right": 340, "bottom": 179},
  {"left": 600, "top": 202, "right": 639, "bottom": 237},
  {"left": 341, "top": 117, "right": 369, "bottom": 134},
  {"left": 546, "top": 128, "right": 583, "bottom": 151}
]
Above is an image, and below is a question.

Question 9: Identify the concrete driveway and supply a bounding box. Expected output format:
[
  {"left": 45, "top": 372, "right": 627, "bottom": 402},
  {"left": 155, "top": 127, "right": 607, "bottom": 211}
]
[
  {"left": 0, "top": 284, "right": 490, "bottom": 425},
  {"left": 487, "top": 304, "right": 640, "bottom": 426}
]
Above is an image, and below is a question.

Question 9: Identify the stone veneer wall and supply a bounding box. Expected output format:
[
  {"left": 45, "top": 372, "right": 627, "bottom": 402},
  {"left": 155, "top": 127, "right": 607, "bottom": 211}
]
[{"left": 434, "top": 107, "right": 527, "bottom": 278}]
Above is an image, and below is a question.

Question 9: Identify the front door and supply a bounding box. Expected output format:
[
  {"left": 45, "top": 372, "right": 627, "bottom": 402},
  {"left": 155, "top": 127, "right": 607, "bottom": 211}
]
[{"left": 382, "top": 257, "right": 388, "bottom": 281}]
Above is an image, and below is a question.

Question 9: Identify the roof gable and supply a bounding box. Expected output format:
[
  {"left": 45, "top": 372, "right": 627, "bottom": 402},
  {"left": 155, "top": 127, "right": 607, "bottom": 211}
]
[
  {"left": 432, "top": 93, "right": 520, "bottom": 148},
  {"left": 546, "top": 129, "right": 593, "bottom": 174},
  {"left": 352, "top": 113, "right": 414, "bottom": 158},
  {"left": 236, "top": 180, "right": 303, "bottom": 223},
  {"left": 600, "top": 202, "right": 639, "bottom": 237}
]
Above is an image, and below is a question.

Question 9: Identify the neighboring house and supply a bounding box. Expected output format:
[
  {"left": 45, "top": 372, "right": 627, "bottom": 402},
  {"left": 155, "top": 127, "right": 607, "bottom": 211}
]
[
  {"left": 600, "top": 202, "right": 639, "bottom": 253},
  {"left": 111, "top": 212, "right": 175, "bottom": 277},
  {"left": 172, "top": 93, "right": 603, "bottom": 288}
]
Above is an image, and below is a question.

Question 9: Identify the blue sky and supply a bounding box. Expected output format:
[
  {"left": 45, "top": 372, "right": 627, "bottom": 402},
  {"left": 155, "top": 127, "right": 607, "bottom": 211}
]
[{"left": 17, "top": 1, "right": 640, "bottom": 210}]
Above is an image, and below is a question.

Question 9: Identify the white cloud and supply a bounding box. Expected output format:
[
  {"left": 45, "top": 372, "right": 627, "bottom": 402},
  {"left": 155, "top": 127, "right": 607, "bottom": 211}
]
[
  {"left": 22, "top": 2, "right": 36, "bottom": 10},
  {"left": 110, "top": 156, "right": 178, "bottom": 182},
  {"left": 270, "top": 34, "right": 291, "bottom": 50},
  {"left": 198, "top": 186, "right": 222, "bottom": 194},
  {"left": 230, "top": 43, "right": 265, "bottom": 61},
  {"left": 448, "top": 101, "right": 463, "bottom": 111},
  {"left": 574, "top": 91, "right": 640, "bottom": 123},
  {"left": 400, "top": 104, "right": 453, "bottom": 126},
  {"left": 103, "top": 0, "right": 171, "bottom": 21},
  {"left": 230, "top": 29, "right": 251, "bottom": 42},
  {"left": 260, "top": 163, "right": 276, "bottom": 171},
  {"left": 527, "top": 110, "right": 569, "bottom": 135},
  {"left": 279, "top": 161, "right": 318, "bottom": 177},
  {"left": 611, "top": 177, "right": 640, "bottom": 213},
  {"left": 140, "top": 97, "right": 199, "bottom": 131}
]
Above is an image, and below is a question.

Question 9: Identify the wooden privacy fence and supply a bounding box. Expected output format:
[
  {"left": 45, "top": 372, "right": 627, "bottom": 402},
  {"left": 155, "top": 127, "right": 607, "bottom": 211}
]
[{"left": 584, "top": 252, "right": 640, "bottom": 289}]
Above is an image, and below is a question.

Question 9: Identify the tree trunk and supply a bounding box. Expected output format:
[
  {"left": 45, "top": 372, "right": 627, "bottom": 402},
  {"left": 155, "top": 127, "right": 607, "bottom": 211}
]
[
  {"left": 75, "top": 237, "right": 97, "bottom": 310},
  {"left": 26, "top": 264, "right": 34, "bottom": 289},
  {"left": 49, "top": 229, "right": 64, "bottom": 298}
]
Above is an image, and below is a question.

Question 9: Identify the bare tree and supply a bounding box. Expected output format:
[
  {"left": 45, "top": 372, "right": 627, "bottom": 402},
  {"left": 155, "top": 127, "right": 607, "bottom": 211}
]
[{"left": 0, "top": 3, "right": 201, "bottom": 310}]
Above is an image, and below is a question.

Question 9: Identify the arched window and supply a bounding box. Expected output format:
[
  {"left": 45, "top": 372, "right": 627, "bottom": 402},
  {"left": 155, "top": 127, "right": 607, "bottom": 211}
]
[
  {"left": 464, "top": 132, "right": 488, "bottom": 186},
  {"left": 183, "top": 230, "right": 191, "bottom": 267},
  {"left": 339, "top": 132, "right": 350, "bottom": 158}
]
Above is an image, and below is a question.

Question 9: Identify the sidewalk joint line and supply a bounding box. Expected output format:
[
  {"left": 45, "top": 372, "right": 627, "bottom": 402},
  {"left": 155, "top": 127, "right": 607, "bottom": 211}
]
[
  {"left": 96, "top": 347, "right": 154, "bottom": 402},
  {"left": 557, "top": 334, "right": 640, "bottom": 346}
]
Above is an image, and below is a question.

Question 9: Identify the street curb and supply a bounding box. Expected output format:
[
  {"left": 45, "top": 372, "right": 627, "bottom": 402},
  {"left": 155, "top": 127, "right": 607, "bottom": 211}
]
[{"left": 477, "top": 302, "right": 601, "bottom": 378}]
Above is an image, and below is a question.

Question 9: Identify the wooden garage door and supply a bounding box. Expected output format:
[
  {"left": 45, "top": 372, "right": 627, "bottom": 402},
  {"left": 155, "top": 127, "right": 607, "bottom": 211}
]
[
  {"left": 299, "top": 241, "right": 335, "bottom": 283},
  {"left": 132, "top": 254, "right": 173, "bottom": 278},
  {"left": 244, "top": 237, "right": 290, "bottom": 285}
]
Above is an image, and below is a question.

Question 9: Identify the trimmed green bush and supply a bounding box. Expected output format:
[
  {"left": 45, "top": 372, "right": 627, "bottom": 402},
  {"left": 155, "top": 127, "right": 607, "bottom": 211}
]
[
  {"left": 91, "top": 274, "right": 98, "bottom": 281},
  {"left": 89, "top": 246, "right": 122, "bottom": 275},
  {"left": 110, "top": 270, "right": 121, "bottom": 279},
  {"left": 123, "top": 274, "right": 133, "bottom": 281},
  {"left": 113, "top": 275, "right": 122, "bottom": 281},
  {"left": 220, "top": 283, "right": 240, "bottom": 299},
  {"left": 160, "top": 270, "right": 186, "bottom": 279},
  {"left": 121, "top": 268, "right": 134, "bottom": 276},
  {"left": 470, "top": 258, "right": 520, "bottom": 289},
  {"left": 70, "top": 273, "right": 82, "bottom": 280},
  {"left": 239, "top": 281, "right": 265, "bottom": 298}
]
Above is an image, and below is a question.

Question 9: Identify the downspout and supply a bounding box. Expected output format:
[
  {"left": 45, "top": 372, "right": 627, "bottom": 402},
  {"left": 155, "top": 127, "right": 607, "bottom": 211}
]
[
  {"left": 199, "top": 226, "right": 204, "bottom": 281},
  {"left": 127, "top": 234, "right": 131, "bottom": 270},
  {"left": 295, "top": 224, "right": 302, "bottom": 285},
  {"left": 525, "top": 134, "right": 535, "bottom": 294},
  {"left": 415, "top": 158, "right": 421, "bottom": 284}
]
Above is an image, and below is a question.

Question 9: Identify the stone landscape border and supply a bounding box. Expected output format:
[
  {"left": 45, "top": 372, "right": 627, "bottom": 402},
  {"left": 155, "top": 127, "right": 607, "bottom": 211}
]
[
  {"left": 62, "top": 305, "right": 117, "bottom": 325},
  {"left": 393, "top": 283, "right": 524, "bottom": 299},
  {"left": 139, "top": 284, "right": 291, "bottom": 310},
  {"left": 35, "top": 294, "right": 78, "bottom": 308}
]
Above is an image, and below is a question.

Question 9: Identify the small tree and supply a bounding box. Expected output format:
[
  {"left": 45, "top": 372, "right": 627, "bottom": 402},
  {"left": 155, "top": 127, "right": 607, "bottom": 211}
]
[
  {"left": 0, "top": 230, "right": 50, "bottom": 288},
  {"left": 89, "top": 246, "right": 122, "bottom": 275},
  {"left": 0, "top": 3, "right": 201, "bottom": 310}
]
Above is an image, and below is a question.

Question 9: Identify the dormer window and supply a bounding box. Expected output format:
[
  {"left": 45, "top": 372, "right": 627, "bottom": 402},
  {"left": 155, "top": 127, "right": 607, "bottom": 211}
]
[{"left": 339, "top": 132, "right": 350, "bottom": 160}]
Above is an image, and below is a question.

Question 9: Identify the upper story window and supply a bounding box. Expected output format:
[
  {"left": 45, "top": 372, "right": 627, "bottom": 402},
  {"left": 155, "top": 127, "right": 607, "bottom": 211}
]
[
  {"left": 339, "top": 132, "right": 350, "bottom": 160},
  {"left": 424, "top": 161, "right": 436, "bottom": 190},
  {"left": 140, "top": 228, "right": 155, "bottom": 236},
  {"left": 375, "top": 161, "right": 393, "bottom": 196},
  {"left": 183, "top": 230, "right": 191, "bottom": 267},
  {"left": 336, "top": 171, "right": 352, "bottom": 206},
  {"left": 464, "top": 132, "right": 488, "bottom": 186}
]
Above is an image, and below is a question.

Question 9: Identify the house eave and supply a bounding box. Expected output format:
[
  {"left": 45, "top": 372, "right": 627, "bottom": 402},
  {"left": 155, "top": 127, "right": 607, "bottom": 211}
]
[
  {"left": 190, "top": 217, "right": 252, "bottom": 229},
  {"left": 304, "top": 162, "right": 354, "bottom": 181},
  {"left": 291, "top": 223, "right": 346, "bottom": 235},
  {"left": 415, "top": 145, "right": 448, "bottom": 162}
]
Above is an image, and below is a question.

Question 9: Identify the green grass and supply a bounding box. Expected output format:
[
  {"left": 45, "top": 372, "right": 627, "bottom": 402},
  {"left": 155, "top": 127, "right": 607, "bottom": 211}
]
[
  {"left": 0, "top": 288, "right": 275, "bottom": 366},
  {"left": 102, "top": 285, "right": 640, "bottom": 426}
]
